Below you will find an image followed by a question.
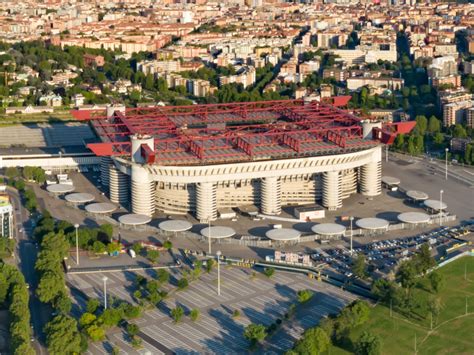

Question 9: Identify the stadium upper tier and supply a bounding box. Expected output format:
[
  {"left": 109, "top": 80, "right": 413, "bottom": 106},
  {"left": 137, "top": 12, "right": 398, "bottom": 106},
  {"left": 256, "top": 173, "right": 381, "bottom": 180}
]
[{"left": 73, "top": 99, "right": 381, "bottom": 166}]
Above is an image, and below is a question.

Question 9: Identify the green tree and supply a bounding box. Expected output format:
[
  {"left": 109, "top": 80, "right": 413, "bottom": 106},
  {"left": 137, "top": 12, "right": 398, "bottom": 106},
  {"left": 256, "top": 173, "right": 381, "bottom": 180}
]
[
  {"left": 156, "top": 269, "right": 170, "bottom": 284},
  {"left": 190, "top": 308, "right": 200, "bottom": 321},
  {"left": 416, "top": 243, "right": 435, "bottom": 274},
  {"left": 36, "top": 271, "right": 65, "bottom": 304},
  {"left": 163, "top": 240, "right": 173, "bottom": 250},
  {"left": 86, "top": 299, "right": 100, "bottom": 314},
  {"left": 206, "top": 259, "right": 215, "bottom": 273},
  {"left": 352, "top": 254, "right": 368, "bottom": 279},
  {"left": 86, "top": 324, "right": 106, "bottom": 341},
  {"left": 170, "top": 306, "right": 184, "bottom": 323},
  {"left": 177, "top": 277, "right": 189, "bottom": 290},
  {"left": 433, "top": 132, "right": 445, "bottom": 146},
  {"left": 243, "top": 323, "right": 267, "bottom": 345},
  {"left": 131, "top": 242, "right": 142, "bottom": 255},
  {"left": 106, "top": 241, "right": 121, "bottom": 255},
  {"left": 263, "top": 267, "right": 275, "bottom": 278},
  {"left": 371, "top": 278, "right": 397, "bottom": 304},
  {"left": 92, "top": 241, "right": 106, "bottom": 254},
  {"left": 146, "top": 249, "right": 159, "bottom": 263},
  {"left": 297, "top": 289, "right": 314, "bottom": 303},
  {"left": 79, "top": 312, "right": 97, "bottom": 327},
  {"left": 355, "top": 331, "right": 382, "bottom": 355},
  {"left": 44, "top": 315, "right": 82, "bottom": 355},
  {"left": 415, "top": 115, "right": 428, "bottom": 135},
  {"left": 396, "top": 260, "right": 417, "bottom": 291},
  {"left": 452, "top": 124, "right": 467, "bottom": 138},
  {"left": 293, "top": 327, "right": 330, "bottom": 355},
  {"left": 428, "top": 116, "right": 441, "bottom": 133},
  {"left": 428, "top": 272, "right": 445, "bottom": 293},
  {"left": 127, "top": 323, "right": 140, "bottom": 336},
  {"left": 5, "top": 166, "right": 19, "bottom": 180}
]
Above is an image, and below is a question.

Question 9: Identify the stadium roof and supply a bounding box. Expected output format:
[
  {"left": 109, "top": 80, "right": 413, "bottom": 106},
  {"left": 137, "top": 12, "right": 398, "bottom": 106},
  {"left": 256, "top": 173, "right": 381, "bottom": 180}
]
[
  {"left": 356, "top": 217, "right": 389, "bottom": 230},
  {"left": 424, "top": 199, "right": 447, "bottom": 210},
  {"left": 46, "top": 184, "right": 75, "bottom": 194},
  {"left": 311, "top": 223, "right": 346, "bottom": 236},
  {"left": 397, "top": 212, "right": 431, "bottom": 224},
  {"left": 266, "top": 228, "right": 301, "bottom": 241},
  {"left": 159, "top": 220, "right": 193, "bottom": 232},
  {"left": 65, "top": 192, "right": 95, "bottom": 204},
  {"left": 118, "top": 214, "right": 151, "bottom": 225},
  {"left": 200, "top": 226, "right": 235, "bottom": 239},
  {"left": 73, "top": 100, "right": 379, "bottom": 166},
  {"left": 85, "top": 202, "right": 117, "bottom": 214}
]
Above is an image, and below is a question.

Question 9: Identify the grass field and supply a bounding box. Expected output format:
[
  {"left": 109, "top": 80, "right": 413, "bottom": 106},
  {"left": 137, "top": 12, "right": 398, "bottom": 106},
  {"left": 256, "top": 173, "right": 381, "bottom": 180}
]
[
  {"left": 330, "top": 256, "right": 474, "bottom": 355},
  {"left": 0, "top": 109, "right": 74, "bottom": 124}
]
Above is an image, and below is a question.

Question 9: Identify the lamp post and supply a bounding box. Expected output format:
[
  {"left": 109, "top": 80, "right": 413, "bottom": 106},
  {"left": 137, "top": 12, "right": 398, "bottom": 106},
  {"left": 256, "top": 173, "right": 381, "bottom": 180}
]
[
  {"left": 439, "top": 190, "right": 444, "bottom": 227},
  {"left": 445, "top": 148, "right": 449, "bottom": 180},
  {"left": 102, "top": 276, "right": 108, "bottom": 309},
  {"left": 349, "top": 216, "right": 354, "bottom": 256},
  {"left": 74, "top": 223, "right": 79, "bottom": 265},
  {"left": 216, "top": 250, "right": 221, "bottom": 296},
  {"left": 208, "top": 219, "right": 212, "bottom": 255}
]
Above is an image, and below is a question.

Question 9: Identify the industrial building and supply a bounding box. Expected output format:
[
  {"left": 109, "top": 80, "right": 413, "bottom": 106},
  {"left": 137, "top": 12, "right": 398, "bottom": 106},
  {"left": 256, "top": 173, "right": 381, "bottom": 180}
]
[{"left": 73, "top": 99, "right": 412, "bottom": 222}]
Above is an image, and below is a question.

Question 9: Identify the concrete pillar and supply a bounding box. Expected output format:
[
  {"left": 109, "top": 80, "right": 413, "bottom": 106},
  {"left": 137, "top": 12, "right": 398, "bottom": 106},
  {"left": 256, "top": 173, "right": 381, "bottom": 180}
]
[
  {"left": 322, "top": 171, "right": 342, "bottom": 210},
  {"left": 359, "top": 160, "right": 382, "bottom": 197},
  {"left": 261, "top": 176, "right": 282, "bottom": 215},
  {"left": 100, "top": 156, "right": 113, "bottom": 187},
  {"left": 196, "top": 182, "right": 217, "bottom": 222},
  {"left": 109, "top": 166, "right": 129, "bottom": 206},
  {"left": 131, "top": 165, "right": 155, "bottom": 216}
]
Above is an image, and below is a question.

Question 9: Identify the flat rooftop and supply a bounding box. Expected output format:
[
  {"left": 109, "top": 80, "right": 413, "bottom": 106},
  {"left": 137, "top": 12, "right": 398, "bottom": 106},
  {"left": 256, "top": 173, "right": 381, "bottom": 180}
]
[{"left": 77, "top": 100, "right": 378, "bottom": 166}]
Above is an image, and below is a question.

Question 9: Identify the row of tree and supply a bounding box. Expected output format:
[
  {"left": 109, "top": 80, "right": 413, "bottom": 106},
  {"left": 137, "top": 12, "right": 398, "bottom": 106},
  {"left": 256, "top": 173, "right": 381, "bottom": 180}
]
[{"left": 0, "top": 262, "right": 35, "bottom": 355}]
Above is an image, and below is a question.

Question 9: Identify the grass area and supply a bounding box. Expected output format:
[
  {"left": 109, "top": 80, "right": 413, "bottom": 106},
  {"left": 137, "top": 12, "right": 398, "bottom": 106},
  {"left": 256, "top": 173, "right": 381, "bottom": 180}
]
[
  {"left": 330, "top": 256, "right": 474, "bottom": 355},
  {"left": 0, "top": 109, "right": 74, "bottom": 124}
]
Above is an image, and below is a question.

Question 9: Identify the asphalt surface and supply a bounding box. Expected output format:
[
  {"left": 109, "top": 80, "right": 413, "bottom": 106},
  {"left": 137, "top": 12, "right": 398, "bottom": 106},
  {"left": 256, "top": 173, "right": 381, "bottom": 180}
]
[{"left": 8, "top": 187, "right": 50, "bottom": 355}]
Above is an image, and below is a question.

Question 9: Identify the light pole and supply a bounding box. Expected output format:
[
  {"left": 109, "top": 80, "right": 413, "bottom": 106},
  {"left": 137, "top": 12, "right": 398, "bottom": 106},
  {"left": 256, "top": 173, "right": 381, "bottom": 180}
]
[
  {"left": 349, "top": 216, "right": 354, "bottom": 256},
  {"left": 208, "top": 219, "right": 212, "bottom": 255},
  {"left": 216, "top": 250, "right": 221, "bottom": 296},
  {"left": 102, "top": 276, "right": 108, "bottom": 309},
  {"left": 74, "top": 223, "right": 79, "bottom": 265},
  {"left": 445, "top": 148, "right": 449, "bottom": 180},
  {"left": 439, "top": 190, "right": 444, "bottom": 227}
]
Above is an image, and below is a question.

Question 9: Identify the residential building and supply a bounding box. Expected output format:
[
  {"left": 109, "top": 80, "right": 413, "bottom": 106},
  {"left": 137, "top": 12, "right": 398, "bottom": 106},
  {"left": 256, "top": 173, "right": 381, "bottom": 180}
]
[
  {"left": 0, "top": 195, "right": 13, "bottom": 239},
  {"left": 443, "top": 100, "right": 473, "bottom": 127}
]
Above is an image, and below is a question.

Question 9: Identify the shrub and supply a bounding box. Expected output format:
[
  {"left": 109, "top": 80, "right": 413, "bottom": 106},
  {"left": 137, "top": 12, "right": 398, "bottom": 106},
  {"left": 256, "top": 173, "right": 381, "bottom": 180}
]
[
  {"left": 190, "top": 309, "right": 200, "bottom": 321},
  {"left": 263, "top": 267, "right": 275, "bottom": 278},
  {"left": 177, "top": 278, "right": 189, "bottom": 290},
  {"left": 297, "top": 289, "right": 314, "bottom": 303}
]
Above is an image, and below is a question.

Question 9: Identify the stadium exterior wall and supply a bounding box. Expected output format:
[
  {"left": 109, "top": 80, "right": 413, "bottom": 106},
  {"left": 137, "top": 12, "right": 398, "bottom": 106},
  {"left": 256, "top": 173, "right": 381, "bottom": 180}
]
[{"left": 109, "top": 145, "right": 382, "bottom": 220}]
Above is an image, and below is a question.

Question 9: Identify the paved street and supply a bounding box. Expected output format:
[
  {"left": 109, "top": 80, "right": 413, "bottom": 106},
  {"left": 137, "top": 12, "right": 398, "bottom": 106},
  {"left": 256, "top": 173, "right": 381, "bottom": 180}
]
[
  {"left": 7, "top": 187, "right": 50, "bottom": 355},
  {"left": 67, "top": 267, "right": 356, "bottom": 354}
]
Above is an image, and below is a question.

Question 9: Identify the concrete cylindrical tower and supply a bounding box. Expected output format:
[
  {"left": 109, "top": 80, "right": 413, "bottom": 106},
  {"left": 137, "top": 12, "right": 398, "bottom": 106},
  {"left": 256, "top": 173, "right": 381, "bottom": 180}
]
[
  {"left": 131, "top": 135, "right": 155, "bottom": 163},
  {"left": 109, "top": 166, "right": 129, "bottom": 206},
  {"left": 100, "top": 156, "right": 113, "bottom": 187},
  {"left": 131, "top": 165, "right": 155, "bottom": 216},
  {"left": 106, "top": 104, "right": 126, "bottom": 119},
  {"left": 322, "top": 170, "right": 342, "bottom": 210},
  {"left": 359, "top": 160, "right": 382, "bottom": 197},
  {"left": 261, "top": 176, "right": 282, "bottom": 215},
  {"left": 196, "top": 182, "right": 217, "bottom": 222}
]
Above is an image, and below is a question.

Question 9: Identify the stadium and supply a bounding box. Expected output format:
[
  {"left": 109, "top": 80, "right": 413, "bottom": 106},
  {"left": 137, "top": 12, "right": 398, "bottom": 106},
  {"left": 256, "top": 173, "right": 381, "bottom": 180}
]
[{"left": 73, "top": 98, "right": 414, "bottom": 222}]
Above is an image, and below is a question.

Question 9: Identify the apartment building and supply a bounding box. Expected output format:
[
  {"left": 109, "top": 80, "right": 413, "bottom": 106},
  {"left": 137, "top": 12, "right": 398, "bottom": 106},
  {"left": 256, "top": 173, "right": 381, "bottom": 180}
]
[{"left": 443, "top": 100, "right": 473, "bottom": 127}]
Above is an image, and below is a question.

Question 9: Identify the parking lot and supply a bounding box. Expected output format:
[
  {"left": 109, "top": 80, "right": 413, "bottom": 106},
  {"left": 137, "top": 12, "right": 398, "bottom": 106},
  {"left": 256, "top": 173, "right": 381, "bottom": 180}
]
[
  {"left": 310, "top": 224, "right": 472, "bottom": 278},
  {"left": 67, "top": 267, "right": 356, "bottom": 354}
]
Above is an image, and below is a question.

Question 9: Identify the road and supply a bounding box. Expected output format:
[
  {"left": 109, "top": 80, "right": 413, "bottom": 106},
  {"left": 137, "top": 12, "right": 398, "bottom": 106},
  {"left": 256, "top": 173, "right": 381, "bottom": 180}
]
[{"left": 7, "top": 187, "right": 50, "bottom": 355}]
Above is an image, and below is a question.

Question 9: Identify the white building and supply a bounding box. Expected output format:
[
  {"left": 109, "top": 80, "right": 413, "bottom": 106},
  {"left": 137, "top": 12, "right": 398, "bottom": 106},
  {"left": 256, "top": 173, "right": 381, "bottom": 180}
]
[{"left": 0, "top": 195, "right": 13, "bottom": 239}]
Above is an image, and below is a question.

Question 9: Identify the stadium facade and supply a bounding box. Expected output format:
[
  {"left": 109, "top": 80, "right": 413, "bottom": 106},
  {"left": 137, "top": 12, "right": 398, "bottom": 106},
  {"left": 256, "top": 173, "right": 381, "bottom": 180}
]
[{"left": 74, "top": 99, "right": 411, "bottom": 222}]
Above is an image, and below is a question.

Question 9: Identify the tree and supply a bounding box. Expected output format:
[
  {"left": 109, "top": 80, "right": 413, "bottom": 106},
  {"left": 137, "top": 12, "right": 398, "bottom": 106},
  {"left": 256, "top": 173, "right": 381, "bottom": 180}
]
[
  {"left": 156, "top": 269, "right": 170, "bottom": 284},
  {"left": 415, "top": 115, "right": 428, "bottom": 135},
  {"left": 86, "top": 299, "right": 100, "bottom": 314},
  {"left": 131, "top": 242, "right": 142, "bottom": 255},
  {"left": 79, "top": 312, "right": 96, "bottom": 327},
  {"left": 394, "top": 133, "right": 405, "bottom": 151},
  {"left": 452, "top": 124, "right": 467, "bottom": 138},
  {"left": 243, "top": 323, "right": 267, "bottom": 345},
  {"left": 177, "top": 277, "right": 189, "bottom": 290},
  {"left": 86, "top": 324, "right": 106, "bottom": 342},
  {"left": 428, "top": 116, "right": 441, "bottom": 133},
  {"left": 428, "top": 272, "right": 445, "bottom": 293},
  {"left": 190, "top": 308, "right": 200, "bottom": 321},
  {"left": 127, "top": 323, "right": 139, "bottom": 337},
  {"left": 263, "top": 267, "right": 275, "bottom": 278},
  {"left": 355, "top": 331, "right": 382, "bottom": 355},
  {"left": 36, "top": 271, "right": 65, "bottom": 304},
  {"left": 428, "top": 297, "right": 442, "bottom": 325},
  {"left": 433, "top": 132, "right": 444, "bottom": 146},
  {"left": 371, "top": 279, "right": 397, "bottom": 304},
  {"left": 106, "top": 241, "right": 121, "bottom": 255},
  {"left": 92, "top": 241, "right": 106, "bottom": 254},
  {"left": 170, "top": 306, "right": 184, "bottom": 323},
  {"left": 416, "top": 243, "right": 435, "bottom": 274},
  {"left": 147, "top": 249, "right": 160, "bottom": 263},
  {"left": 293, "top": 327, "right": 330, "bottom": 355},
  {"left": 352, "top": 254, "right": 367, "bottom": 279},
  {"left": 163, "top": 240, "right": 173, "bottom": 250},
  {"left": 44, "top": 315, "right": 82, "bottom": 355},
  {"left": 341, "top": 300, "right": 371, "bottom": 328},
  {"left": 396, "top": 260, "right": 417, "bottom": 291},
  {"left": 5, "top": 166, "right": 19, "bottom": 180},
  {"left": 297, "top": 289, "right": 314, "bottom": 303},
  {"left": 206, "top": 259, "right": 215, "bottom": 273}
]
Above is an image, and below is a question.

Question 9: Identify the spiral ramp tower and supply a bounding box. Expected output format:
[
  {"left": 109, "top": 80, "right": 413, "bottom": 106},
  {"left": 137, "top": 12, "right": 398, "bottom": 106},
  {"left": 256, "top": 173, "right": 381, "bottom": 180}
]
[
  {"left": 196, "top": 182, "right": 217, "bottom": 222},
  {"left": 109, "top": 165, "right": 129, "bottom": 206},
  {"left": 261, "top": 176, "right": 282, "bottom": 215},
  {"left": 359, "top": 160, "right": 382, "bottom": 197},
  {"left": 100, "top": 156, "right": 113, "bottom": 187},
  {"left": 322, "top": 171, "right": 342, "bottom": 210},
  {"left": 131, "top": 165, "right": 155, "bottom": 216}
]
